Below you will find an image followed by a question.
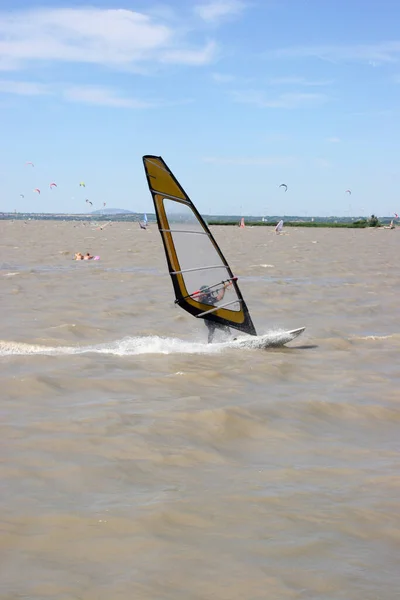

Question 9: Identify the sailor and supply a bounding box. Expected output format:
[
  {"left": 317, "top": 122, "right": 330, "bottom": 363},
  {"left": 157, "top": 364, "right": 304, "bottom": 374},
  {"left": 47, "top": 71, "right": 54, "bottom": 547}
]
[{"left": 196, "top": 282, "right": 232, "bottom": 343}]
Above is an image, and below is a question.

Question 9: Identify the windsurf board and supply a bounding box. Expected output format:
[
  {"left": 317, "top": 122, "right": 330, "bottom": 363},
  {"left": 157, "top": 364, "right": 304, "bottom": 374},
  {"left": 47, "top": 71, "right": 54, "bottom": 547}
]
[{"left": 231, "top": 327, "right": 305, "bottom": 349}]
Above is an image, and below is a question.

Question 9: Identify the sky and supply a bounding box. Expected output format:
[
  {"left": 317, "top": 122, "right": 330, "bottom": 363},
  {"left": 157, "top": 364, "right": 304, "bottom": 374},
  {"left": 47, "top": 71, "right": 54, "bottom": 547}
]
[{"left": 0, "top": 0, "right": 399, "bottom": 217}]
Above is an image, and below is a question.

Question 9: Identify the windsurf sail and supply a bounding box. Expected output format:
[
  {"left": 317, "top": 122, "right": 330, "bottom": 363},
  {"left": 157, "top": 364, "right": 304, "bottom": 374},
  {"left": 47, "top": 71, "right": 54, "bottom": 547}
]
[
  {"left": 142, "top": 155, "right": 257, "bottom": 336},
  {"left": 275, "top": 219, "right": 284, "bottom": 233},
  {"left": 239, "top": 217, "right": 245, "bottom": 228},
  {"left": 139, "top": 212, "right": 148, "bottom": 229}
]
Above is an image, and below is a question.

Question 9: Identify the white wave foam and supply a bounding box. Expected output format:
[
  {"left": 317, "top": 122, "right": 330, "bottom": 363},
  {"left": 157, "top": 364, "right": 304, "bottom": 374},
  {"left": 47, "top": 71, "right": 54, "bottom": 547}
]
[
  {"left": 354, "top": 334, "right": 395, "bottom": 341},
  {"left": 0, "top": 336, "right": 232, "bottom": 358},
  {"left": 249, "top": 264, "right": 275, "bottom": 268},
  {"left": 0, "top": 329, "right": 298, "bottom": 358}
]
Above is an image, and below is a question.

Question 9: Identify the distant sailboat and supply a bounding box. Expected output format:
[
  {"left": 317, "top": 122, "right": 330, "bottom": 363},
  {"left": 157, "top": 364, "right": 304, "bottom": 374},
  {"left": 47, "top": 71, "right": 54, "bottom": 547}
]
[
  {"left": 383, "top": 219, "right": 395, "bottom": 230},
  {"left": 139, "top": 213, "right": 148, "bottom": 229}
]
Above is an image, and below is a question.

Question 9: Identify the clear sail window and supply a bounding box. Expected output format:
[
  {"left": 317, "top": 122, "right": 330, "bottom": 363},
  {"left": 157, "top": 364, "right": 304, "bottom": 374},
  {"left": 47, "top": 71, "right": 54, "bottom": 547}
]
[{"left": 162, "top": 198, "right": 241, "bottom": 312}]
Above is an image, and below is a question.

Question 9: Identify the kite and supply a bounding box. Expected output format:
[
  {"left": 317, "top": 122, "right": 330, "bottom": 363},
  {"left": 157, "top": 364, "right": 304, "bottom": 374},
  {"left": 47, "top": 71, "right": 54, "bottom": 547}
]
[
  {"left": 85, "top": 199, "right": 93, "bottom": 206},
  {"left": 25, "top": 161, "right": 34, "bottom": 167},
  {"left": 50, "top": 182, "right": 57, "bottom": 189},
  {"left": 34, "top": 188, "right": 40, "bottom": 194},
  {"left": 79, "top": 182, "right": 86, "bottom": 187},
  {"left": 279, "top": 184, "right": 288, "bottom": 192},
  {"left": 346, "top": 190, "right": 352, "bottom": 194}
]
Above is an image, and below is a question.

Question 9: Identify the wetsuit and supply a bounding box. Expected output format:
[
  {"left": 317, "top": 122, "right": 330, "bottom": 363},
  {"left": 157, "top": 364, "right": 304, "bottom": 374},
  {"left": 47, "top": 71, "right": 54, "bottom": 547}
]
[
  {"left": 205, "top": 319, "right": 231, "bottom": 343},
  {"left": 199, "top": 287, "right": 231, "bottom": 343}
]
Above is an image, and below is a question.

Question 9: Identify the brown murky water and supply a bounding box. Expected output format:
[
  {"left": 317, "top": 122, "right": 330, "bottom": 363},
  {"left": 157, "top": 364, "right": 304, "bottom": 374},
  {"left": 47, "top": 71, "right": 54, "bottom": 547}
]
[{"left": 1, "top": 221, "right": 399, "bottom": 599}]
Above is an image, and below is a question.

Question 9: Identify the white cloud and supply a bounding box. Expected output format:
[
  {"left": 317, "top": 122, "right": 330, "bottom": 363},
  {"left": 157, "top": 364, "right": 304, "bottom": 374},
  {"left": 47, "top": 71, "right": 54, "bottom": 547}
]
[
  {"left": 161, "top": 41, "right": 217, "bottom": 65},
  {"left": 268, "top": 41, "right": 400, "bottom": 65},
  {"left": 212, "top": 74, "right": 332, "bottom": 87},
  {"left": 232, "top": 89, "right": 328, "bottom": 109},
  {"left": 203, "top": 156, "right": 297, "bottom": 166},
  {"left": 62, "top": 85, "right": 156, "bottom": 108},
  {"left": 0, "top": 7, "right": 217, "bottom": 71},
  {"left": 0, "top": 56, "right": 20, "bottom": 71},
  {"left": 268, "top": 76, "right": 333, "bottom": 86},
  {"left": 212, "top": 71, "right": 254, "bottom": 85},
  {"left": 326, "top": 137, "right": 340, "bottom": 143},
  {"left": 0, "top": 79, "right": 50, "bottom": 95},
  {"left": 194, "top": 1, "right": 246, "bottom": 23},
  {"left": 0, "top": 78, "right": 166, "bottom": 108},
  {"left": 212, "top": 72, "right": 236, "bottom": 83}
]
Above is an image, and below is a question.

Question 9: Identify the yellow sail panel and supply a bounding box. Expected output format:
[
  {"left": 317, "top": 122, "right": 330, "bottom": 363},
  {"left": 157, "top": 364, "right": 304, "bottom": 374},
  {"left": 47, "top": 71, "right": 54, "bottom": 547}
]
[
  {"left": 143, "top": 155, "right": 257, "bottom": 336},
  {"left": 144, "top": 156, "right": 186, "bottom": 200}
]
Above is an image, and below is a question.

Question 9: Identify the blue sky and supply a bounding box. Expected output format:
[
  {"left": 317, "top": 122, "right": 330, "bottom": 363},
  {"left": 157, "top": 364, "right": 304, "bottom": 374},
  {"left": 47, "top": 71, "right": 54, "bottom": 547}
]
[{"left": 0, "top": 0, "right": 399, "bottom": 217}]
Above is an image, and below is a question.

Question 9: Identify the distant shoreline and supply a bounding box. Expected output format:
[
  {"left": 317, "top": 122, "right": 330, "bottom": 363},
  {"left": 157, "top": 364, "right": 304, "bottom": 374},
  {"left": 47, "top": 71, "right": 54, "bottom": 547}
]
[
  {"left": 1, "top": 214, "right": 395, "bottom": 229},
  {"left": 207, "top": 221, "right": 384, "bottom": 229}
]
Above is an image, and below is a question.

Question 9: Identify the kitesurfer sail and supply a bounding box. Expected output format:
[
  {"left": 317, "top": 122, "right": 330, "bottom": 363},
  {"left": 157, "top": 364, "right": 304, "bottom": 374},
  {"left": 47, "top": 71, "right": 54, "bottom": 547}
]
[{"left": 142, "top": 155, "right": 257, "bottom": 342}]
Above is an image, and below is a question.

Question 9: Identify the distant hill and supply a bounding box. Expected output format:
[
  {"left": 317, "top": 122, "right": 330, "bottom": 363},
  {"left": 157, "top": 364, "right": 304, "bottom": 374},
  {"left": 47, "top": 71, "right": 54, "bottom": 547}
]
[{"left": 91, "top": 208, "right": 135, "bottom": 215}]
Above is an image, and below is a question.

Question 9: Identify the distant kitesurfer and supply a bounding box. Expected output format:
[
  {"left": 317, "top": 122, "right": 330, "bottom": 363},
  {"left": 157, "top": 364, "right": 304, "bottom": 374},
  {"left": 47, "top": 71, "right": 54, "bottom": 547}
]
[{"left": 195, "top": 281, "right": 232, "bottom": 343}]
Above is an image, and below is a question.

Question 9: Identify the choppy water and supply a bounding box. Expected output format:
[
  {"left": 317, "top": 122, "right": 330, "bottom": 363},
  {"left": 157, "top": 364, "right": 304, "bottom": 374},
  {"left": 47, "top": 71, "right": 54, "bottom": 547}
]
[{"left": 1, "top": 221, "right": 399, "bottom": 599}]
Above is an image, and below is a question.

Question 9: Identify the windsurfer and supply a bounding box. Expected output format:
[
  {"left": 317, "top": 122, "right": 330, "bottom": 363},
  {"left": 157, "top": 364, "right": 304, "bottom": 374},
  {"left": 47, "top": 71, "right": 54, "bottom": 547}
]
[{"left": 196, "top": 282, "right": 232, "bottom": 343}]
